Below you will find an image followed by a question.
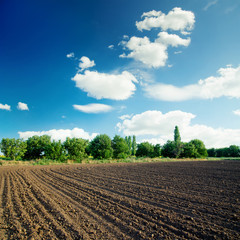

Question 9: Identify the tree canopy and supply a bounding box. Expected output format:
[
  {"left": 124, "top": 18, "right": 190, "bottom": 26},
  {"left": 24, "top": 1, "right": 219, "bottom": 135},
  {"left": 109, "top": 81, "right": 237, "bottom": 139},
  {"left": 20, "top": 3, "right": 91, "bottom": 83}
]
[{"left": 88, "top": 134, "right": 113, "bottom": 159}]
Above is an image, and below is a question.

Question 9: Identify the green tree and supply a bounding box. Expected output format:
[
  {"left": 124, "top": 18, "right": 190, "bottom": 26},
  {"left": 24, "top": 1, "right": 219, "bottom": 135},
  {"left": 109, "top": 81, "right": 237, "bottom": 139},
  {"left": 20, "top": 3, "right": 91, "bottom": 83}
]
[
  {"left": 45, "top": 140, "right": 66, "bottom": 162},
  {"left": 162, "top": 141, "right": 178, "bottom": 158},
  {"left": 112, "top": 135, "right": 129, "bottom": 159},
  {"left": 136, "top": 142, "right": 154, "bottom": 158},
  {"left": 24, "top": 135, "right": 51, "bottom": 160},
  {"left": 228, "top": 145, "right": 240, "bottom": 157},
  {"left": 89, "top": 134, "right": 113, "bottom": 159},
  {"left": 181, "top": 142, "right": 198, "bottom": 158},
  {"left": 64, "top": 137, "right": 88, "bottom": 161},
  {"left": 189, "top": 139, "right": 208, "bottom": 158},
  {"left": 0, "top": 138, "right": 27, "bottom": 160},
  {"left": 125, "top": 136, "right": 132, "bottom": 155},
  {"left": 207, "top": 148, "right": 217, "bottom": 157},
  {"left": 153, "top": 144, "right": 161, "bottom": 157},
  {"left": 132, "top": 135, "right": 137, "bottom": 156},
  {"left": 174, "top": 126, "right": 181, "bottom": 143},
  {"left": 216, "top": 148, "right": 228, "bottom": 157}
]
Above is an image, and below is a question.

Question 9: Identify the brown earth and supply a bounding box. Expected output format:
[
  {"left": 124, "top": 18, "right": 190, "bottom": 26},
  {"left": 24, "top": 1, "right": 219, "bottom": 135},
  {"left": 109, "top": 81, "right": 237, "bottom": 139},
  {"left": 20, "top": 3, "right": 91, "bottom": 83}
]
[{"left": 0, "top": 161, "right": 239, "bottom": 239}]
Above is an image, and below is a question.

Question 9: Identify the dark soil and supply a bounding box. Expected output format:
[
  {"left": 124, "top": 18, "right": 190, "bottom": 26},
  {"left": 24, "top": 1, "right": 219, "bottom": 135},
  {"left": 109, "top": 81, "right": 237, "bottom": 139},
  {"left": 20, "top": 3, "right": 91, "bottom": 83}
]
[{"left": 0, "top": 161, "right": 239, "bottom": 239}]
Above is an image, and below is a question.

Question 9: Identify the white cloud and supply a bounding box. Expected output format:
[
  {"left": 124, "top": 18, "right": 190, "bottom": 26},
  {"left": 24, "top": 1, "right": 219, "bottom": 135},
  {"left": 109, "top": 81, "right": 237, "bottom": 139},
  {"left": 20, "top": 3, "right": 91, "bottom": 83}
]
[
  {"left": 117, "top": 110, "right": 240, "bottom": 148},
  {"left": 66, "top": 52, "right": 75, "bottom": 58},
  {"left": 136, "top": 7, "right": 195, "bottom": 32},
  {"left": 79, "top": 56, "right": 95, "bottom": 71},
  {"left": 117, "top": 110, "right": 194, "bottom": 136},
  {"left": 0, "top": 103, "right": 11, "bottom": 111},
  {"left": 233, "top": 109, "right": 240, "bottom": 116},
  {"left": 73, "top": 103, "right": 113, "bottom": 113},
  {"left": 108, "top": 45, "right": 114, "bottom": 49},
  {"left": 145, "top": 65, "right": 240, "bottom": 101},
  {"left": 17, "top": 102, "right": 29, "bottom": 111},
  {"left": 18, "top": 128, "right": 98, "bottom": 142},
  {"left": 156, "top": 32, "right": 191, "bottom": 47},
  {"left": 203, "top": 0, "right": 218, "bottom": 11},
  {"left": 119, "top": 114, "right": 132, "bottom": 120},
  {"left": 120, "top": 36, "right": 168, "bottom": 68},
  {"left": 120, "top": 32, "right": 190, "bottom": 68},
  {"left": 174, "top": 51, "right": 182, "bottom": 54},
  {"left": 72, "top": 70, "right": 138, "bottom": 100}
]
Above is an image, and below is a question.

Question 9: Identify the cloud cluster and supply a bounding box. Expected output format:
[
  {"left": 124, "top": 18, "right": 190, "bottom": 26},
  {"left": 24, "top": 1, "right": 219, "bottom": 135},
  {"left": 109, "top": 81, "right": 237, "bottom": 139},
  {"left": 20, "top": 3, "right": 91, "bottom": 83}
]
[
  {"left": 117, "top": 110, "right": 194, "bottom": 136},
  {"left": 72, "top": 70, "right": 138, "bottom": 100},
  {"left": 117, "top": 110, "right": 240, "bottom": 148},
  {"left": 79, "top": 56, "right": 95, "bottom": 71},
  {"left": 120, "top": 32, "right": 191, "bottom": 68},
  {"left": 121, "top": 8, "right": 194, "bottom": 68},
  {"left": 17, "top": 102, "right": 29, "bottom": 111},
  {"left": 18, "top": 128, "right": 98, "bottom": 142},
  {"left": 73, "top": 103, "right": 113, "bottom": 113},
  {"left": 0, "top": 103, "right": 11, "bottom": 111},
  {"left": 145, "top": 65, "right": 240, "bottom": 101},
  {"left": 136, "top": 7, "right": 195, "bottom": 32}
]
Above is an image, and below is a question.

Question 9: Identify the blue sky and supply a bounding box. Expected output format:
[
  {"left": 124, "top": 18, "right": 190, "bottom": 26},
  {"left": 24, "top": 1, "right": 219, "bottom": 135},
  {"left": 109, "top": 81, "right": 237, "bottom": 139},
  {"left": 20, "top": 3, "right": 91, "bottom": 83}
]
[{"left": 1, "top": 0, "right": 240, "bottom": 148}]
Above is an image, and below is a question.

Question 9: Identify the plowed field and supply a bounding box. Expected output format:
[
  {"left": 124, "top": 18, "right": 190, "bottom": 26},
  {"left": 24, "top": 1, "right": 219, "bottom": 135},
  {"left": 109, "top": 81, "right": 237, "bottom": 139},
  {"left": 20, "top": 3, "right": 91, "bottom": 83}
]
[{"left": 0, "top": 161, "right": 239, "bottom": 239}]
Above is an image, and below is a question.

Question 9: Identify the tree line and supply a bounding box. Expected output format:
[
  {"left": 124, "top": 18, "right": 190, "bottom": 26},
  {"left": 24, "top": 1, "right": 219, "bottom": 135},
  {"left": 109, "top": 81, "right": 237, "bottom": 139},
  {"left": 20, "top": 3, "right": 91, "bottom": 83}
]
[
  {"left": 1, "top": 126, "right": 237, "bottom": 161},
  {"left": 207, "top": 145, "right": 240, "bottom": 158}
]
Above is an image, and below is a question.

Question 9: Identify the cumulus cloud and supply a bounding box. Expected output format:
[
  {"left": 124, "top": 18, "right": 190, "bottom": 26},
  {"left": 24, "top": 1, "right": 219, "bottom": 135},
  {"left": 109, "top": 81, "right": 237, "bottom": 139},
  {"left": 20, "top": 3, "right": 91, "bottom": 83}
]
[
  {"left": 136, "top": 7, "right": 195, "bottom": 32},
  {"left": 0, "top": 103, "right": 11, "bottom": 111},
  {"left": 117, "top": 110, "right": 240, "bottom": 148},
  {"left": 66, "top": 52, "right": 75, "bottom": 58},
  {"left": 120, "top": 36, "right": 168, "bottom": 68},
  {"left": 17, "top": 102, "right": 29, "bottom": 111},
  {"left": 18, "top": 128, "right": 98, "bottom": 142},
  {"left": 72, "top": 70, "right": 138, "bottom": 100},
  {"left": 156, "top": 32, "right": 191, "bottom": 47},
  {"left": 120, "top": 31, "right": 191, "bottom": 68},
  {"left": 79, "top": 56, "right": 95, "bottom": 71},
  {"left": 120, "top": 8, "right": 194, "bottom": 68},
  {"left": 145, "top": 65, "right": 240, "bottom": 101},
  {"left": 73, "top": 103, "right": 113, "bottom": 113},
  {"left": 117, "top": 110, "right": 194, "bottom": 136}
]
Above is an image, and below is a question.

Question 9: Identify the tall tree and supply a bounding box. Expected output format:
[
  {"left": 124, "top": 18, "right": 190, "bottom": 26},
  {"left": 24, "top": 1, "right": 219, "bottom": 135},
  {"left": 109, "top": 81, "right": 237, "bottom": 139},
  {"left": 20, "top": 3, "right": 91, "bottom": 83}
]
[
  {"left": 0, "top": 138, "right": 27, "bottom": 160},
  {"left": 174, "top": 126, "right": 181, "bottom": 143},
  {"left": 125, "top": 136, "right": 132, "bottom": 155},
  {"left": 132, "top": 135, "right": 137, "bottom": 156}
]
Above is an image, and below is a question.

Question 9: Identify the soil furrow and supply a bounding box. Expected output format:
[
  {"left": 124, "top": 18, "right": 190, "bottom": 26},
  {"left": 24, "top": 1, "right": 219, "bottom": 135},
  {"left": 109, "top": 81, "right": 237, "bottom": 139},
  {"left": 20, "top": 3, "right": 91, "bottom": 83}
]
[
  {"left": 28, "top": 168, "right": 131, "bottom": 240},
  {"left": 0, "top": 161, "right": 239, "bottom": 240}
]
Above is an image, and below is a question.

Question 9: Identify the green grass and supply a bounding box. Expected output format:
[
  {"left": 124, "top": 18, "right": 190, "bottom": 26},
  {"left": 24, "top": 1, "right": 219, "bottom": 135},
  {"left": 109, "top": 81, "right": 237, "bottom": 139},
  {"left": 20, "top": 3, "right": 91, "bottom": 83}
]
[{"left": 0, "top": 156, "right": 239, "bottom": 167}]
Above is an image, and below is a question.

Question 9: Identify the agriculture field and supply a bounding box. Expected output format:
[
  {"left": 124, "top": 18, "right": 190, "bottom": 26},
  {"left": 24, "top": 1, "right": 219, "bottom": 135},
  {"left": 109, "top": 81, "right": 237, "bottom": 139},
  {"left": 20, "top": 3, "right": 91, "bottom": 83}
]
[{"left": 0, "top": 161, "right": 239, "bottom": 239}]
